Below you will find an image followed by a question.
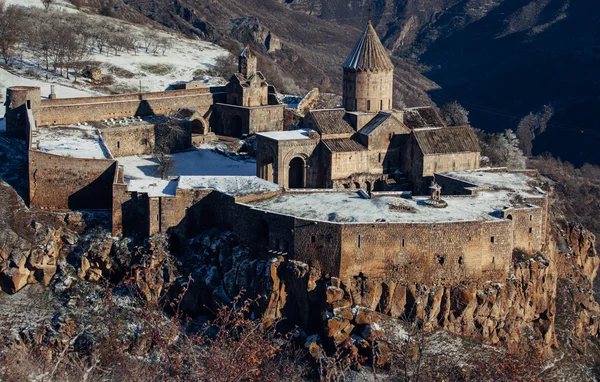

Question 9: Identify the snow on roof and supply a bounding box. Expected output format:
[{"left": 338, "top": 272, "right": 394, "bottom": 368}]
[
  {"left": 178, "top": 176, "right": 281, "bottom": 197},
  {"left": 257, "top": 128, "right": 314, "bottom": 141},
  {"left": 34, "top": 125, "right": 110, "bottom": 159},
  {"left": 246, "top": 189, "right": 539, "bottom": 224},
  {"left": 128, "top": 179, "right": 177, "bottom": 197},
  {"left": 127, "top": 176, "right": 281, "bottom": 198},
  {"left": 439, "top": 169, "right": 543, "bottom": 196}
]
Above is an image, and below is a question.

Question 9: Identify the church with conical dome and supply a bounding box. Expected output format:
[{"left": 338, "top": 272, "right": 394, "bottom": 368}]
[
  {"left": 342, "top": 20, "right": 395, "bottom": 113},
  {"left": 252, "top": 21, "right": 483, "bottom": 194},
  {"left": 255, "top": 21, "right": 481, "bottom": 194}
]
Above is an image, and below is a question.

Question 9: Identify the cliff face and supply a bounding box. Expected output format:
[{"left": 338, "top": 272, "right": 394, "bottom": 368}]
[{"left": 180, "top": 219, "right": 598, "bottom": 356}]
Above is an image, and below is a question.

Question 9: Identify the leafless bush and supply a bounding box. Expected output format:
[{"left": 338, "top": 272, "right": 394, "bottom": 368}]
[
  {"left": 440, "top": 101, "right": 470, "bottom": 126},
  {"left": 477, "top": 129, "right": 526, "bottom": 169},
  {"left": 207, "top": 54, "right": 237, "bottom": 80},
  {"left": 529, "top": 155, "right": 600, "bottom": 251},
  {"left": 517, "top": 104, "right": 554, "bottom": 156}
]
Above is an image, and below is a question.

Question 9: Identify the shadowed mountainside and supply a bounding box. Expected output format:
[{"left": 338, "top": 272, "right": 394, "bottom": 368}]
[{"left": 281, "top": 0, "right": 600, "bottom": 165}]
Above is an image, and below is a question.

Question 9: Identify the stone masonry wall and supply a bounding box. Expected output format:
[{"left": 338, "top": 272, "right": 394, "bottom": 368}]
[
  {"left": 29, "top": 150, "right": 116, "bottom": 210},
  {"left": 39, "top": 89, "right": 216, "bottom": 126},
  {"left": 249, "top": 105, "right": 285, "bottom": 134},
  {"left": 339, "top": 220, "right": 513, "bottom": 282},
  {"left": 100, "top": 125, "right": 155, "bottom": 157}
]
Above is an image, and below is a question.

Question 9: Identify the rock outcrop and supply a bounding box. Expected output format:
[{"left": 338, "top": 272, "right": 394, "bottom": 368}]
[
  {"left": 179, "top": 221, "right": 599, "bottom": 359},
  {"left": 0, "top": 221, "right": 76, "bottom": 294}
]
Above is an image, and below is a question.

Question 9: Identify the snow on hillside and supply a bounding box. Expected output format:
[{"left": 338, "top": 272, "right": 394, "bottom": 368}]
[
  {"left": 6, "top": 0, "right": 77, "bottom": 12},
  {"left": 0, "top": 67, "right": 96, "bottom": 100},
  {"left": 1, "top": 0, "right": 229, "bottom": 104}
]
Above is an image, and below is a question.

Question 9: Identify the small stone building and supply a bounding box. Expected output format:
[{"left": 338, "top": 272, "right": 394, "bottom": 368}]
[
  {"left": 211, "top": 46, "right": 285, "bottom": 138},
  {"left": 255, "top": 22, "right": 480, "bottom": 193}
]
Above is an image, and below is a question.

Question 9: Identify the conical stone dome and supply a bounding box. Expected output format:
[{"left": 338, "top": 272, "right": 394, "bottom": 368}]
[
  {"left": 343, "top": 21, "right": 394, "bottom": 72},
  {"left": 342, "top": 21, "right": 395, "bottom": 113}
]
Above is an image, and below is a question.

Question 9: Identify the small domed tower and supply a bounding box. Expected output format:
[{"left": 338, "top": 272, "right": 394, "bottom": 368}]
[
  {"left": 238, "top": 45, "right": 257, "bottom": 78},
  {"left": 342, "top": 21, "right": 394, "bottom": 113},
  {"left": 5, "top": 86, "right": 41, "bottom": 139}
]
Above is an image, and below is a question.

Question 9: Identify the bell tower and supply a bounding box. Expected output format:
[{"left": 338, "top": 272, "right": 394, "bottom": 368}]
[
  {"left": 238, "top": 45, "right": 257, "bottom": 78},
  {"left": 342, "top": 21, "right": 394, "bottom": 113}
]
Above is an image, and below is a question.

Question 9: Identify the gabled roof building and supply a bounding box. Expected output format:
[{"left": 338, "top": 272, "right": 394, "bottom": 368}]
[{"left": 256, "top": 22, "right": 481, "bottom": 194}]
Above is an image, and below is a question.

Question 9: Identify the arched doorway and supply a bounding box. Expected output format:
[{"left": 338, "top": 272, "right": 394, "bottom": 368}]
[
  {"left": 231, "top": 115, "right": 243, "bottom": 138},
  {"left": 366, "top": 181, "right": 372, "bottom": 194},
  {"left": 289, "top": 157, "right": 305, "bottom": 188},
  {"left": 353, "top": 182, "right": 361, "bottom": 189}
]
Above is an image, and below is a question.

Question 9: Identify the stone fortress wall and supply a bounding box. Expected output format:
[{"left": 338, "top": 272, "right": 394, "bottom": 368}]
[
  {"left": 109, "top": 168, "right": 550, "bottom": 283},
  {"left": 38, "top": 87, "right": 223, "bottom": 127}
]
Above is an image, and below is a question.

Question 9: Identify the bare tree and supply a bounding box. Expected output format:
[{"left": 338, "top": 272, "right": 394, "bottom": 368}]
[
  {"left": 477, "top": 129, "right": 526, "bottom": 169},
  {"left": 141, "top": 30, "right": 158, "bottom": 53},
  {"left": 440, "top": 101, "right": 470, "bottom": 126},
  {"left": 153, "top": 122, "right": 187, "bottom": 179},
  {"left": 0, "top": 3, "right": 25, "bottom": 65},
  {"left": 517, "top": 104, "right": 554, "bottom": 156}
]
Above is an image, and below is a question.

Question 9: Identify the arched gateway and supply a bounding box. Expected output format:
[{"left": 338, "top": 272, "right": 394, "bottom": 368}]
[{"left": 288, "top": 157, "right": 305, "bottom": 188}]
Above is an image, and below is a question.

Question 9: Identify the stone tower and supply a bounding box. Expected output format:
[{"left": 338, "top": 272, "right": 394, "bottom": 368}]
[
  {"left": 238, "top": 45, "right": 257, "bottom": 78},
  {"left": 342, "top": 21, "right": 394, "bottom": 113},
  {"left": 5, "top": 86, "right": 41, "bottom": 139}
]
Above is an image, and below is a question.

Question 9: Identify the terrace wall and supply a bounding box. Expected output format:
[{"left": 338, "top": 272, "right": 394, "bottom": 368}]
[{"left": 29, "top": 150, "right": 116, "bottom": 210}]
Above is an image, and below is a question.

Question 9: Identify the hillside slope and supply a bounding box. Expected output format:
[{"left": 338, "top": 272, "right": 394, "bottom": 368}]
[
  {"left": 282, "top": 0, "right": 600, "bottom": 165},
  {"left": 105, "top": 0, "right": 439, "bottom": 107}
]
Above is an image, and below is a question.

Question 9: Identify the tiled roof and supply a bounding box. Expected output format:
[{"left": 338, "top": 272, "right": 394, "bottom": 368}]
[
  {"left": 403, "top": 107, "right": 445, "bottom": 129},
  {"left": 413, "top": 126, "right": 480, "bottom": 155},
  {"left": 359, "top": 112, "right": 392, "bottom": 135},
  {"left": 323, "top": 138, "right": 366, "bottom": 153},
  {"left": 310, "top": 109, "right": 355, "bottom": 135},
  {"left": 343, "top": 21, "right": 394, "bottom": 72}
]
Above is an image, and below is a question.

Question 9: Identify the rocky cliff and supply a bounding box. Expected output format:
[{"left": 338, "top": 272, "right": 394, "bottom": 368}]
[{"left": 177, "top": 221, "right": 598, "bottom": 361}]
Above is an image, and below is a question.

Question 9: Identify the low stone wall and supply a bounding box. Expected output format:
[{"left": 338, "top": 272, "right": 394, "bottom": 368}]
[
  {"left": 100, "top": 125, "right": 155, "bottom": 157},
  {"left": 29, "top": 150, "right": 117, "bottom": 210}
]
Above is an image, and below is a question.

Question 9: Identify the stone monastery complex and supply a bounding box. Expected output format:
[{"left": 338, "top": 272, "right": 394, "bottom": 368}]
[{"left": 5, "top": 22, "right": 550, "bottom": 282}]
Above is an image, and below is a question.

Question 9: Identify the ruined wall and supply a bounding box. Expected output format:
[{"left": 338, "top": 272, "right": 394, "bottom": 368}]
[
  {"left": 29, "top": 150, "right": 116, "bottom": 210},
  {"left": 39, "top": 88, "right": 216, "bottom": 126}
]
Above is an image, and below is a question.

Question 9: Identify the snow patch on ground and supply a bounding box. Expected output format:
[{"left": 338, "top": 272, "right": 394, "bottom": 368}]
[
  {"left": 118, "top": 145, "right": 256, "bottom": 181},
  {"left": 0, "top": 67, "right": 97, "bottom": 102},
  {"left": 6, "top": 0, "right": 77, "bottom": 12},
  {"left": 34, "top": 125, "right": 110, "bottom": 159}
]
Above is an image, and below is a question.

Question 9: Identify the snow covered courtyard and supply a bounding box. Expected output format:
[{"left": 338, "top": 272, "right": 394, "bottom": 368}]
[{"left": 118, "top": 145, "right": 256, "bottom": 181}]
